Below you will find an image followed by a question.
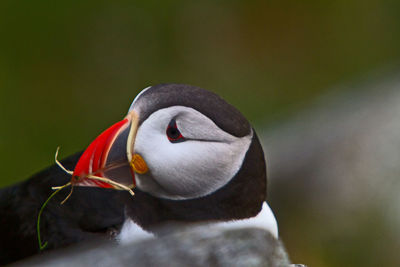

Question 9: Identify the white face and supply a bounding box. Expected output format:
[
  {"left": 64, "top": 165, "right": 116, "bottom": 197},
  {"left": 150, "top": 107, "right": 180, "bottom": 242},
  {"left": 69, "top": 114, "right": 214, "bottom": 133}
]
[{"left": 133, "top": 106, "right": 252, "bottom": 200}]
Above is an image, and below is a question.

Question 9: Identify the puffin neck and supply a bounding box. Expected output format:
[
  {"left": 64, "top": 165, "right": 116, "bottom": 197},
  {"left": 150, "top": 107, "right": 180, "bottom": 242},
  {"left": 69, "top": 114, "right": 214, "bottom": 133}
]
[{"left": 122, "top": 132, "right": 267, "bottom": 232}]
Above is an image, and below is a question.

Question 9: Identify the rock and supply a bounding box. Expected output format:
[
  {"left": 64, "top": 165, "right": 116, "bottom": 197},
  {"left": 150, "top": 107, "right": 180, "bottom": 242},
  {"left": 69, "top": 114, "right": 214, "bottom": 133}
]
[{"left": 14, "top": 226, "right": 296, "bottom": 267}]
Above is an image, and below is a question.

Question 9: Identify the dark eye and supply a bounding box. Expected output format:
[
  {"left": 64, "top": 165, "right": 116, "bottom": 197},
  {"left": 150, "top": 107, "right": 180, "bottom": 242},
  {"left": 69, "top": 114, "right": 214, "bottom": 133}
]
[{"left": 166, "top": 119, "right": 185, "bottom": 143}]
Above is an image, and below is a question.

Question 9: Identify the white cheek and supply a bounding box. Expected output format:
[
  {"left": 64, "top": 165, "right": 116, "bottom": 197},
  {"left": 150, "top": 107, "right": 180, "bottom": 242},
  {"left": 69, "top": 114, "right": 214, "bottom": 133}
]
[
  {"left": 133, "top": 106, "right": 252, "bottom": 200},
  {"left": 135, "top": 127, "right": 252, "bottom": 198},
  {"left": 151, "top": 142, "right": 233, "bottom": 194}
]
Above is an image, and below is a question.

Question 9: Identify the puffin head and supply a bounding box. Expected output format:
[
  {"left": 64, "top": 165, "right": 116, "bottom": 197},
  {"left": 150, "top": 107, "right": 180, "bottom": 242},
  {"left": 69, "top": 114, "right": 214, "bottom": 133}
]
[{"left": 72, "top": 84, "right": 266, "bottom": 205}]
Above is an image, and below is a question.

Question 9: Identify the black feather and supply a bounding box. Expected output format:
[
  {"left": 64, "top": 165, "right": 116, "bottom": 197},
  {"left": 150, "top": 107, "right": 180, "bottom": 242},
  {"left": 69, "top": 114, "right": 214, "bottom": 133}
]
[{"left": 0, "top": 153, "right": 125, "bottom": 265}]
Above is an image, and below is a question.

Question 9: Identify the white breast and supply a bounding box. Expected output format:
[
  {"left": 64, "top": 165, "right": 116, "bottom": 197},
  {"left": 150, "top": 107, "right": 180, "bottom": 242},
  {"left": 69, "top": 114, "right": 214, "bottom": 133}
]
[
  {"left": 117, "top": 219, "right": 154, "bottom": 245},
  {"left": 213, "top": 202, "right": 278, "bottom": 238},
  {"left": 117, "top": 202, "right": 278, "bottom": 245}
]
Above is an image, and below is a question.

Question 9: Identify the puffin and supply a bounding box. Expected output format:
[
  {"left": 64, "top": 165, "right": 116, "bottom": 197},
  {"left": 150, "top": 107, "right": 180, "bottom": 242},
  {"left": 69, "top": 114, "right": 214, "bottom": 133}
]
[{"left": 0, "top": 84, "right": 278, "bottom": 264}]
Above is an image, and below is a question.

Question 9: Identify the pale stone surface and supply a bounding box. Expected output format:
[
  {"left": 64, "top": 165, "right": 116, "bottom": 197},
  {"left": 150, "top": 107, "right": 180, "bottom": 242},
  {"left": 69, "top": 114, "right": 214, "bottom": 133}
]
[{"left": 15, "top": 227, "right": 294, "bottom": 267}]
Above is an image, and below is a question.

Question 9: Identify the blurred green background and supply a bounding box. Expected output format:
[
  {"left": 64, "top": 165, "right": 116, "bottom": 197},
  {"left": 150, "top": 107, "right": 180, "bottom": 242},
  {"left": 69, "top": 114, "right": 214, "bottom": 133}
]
[{"left": 1, "top": 0, "right": 400, "bottom": 266}]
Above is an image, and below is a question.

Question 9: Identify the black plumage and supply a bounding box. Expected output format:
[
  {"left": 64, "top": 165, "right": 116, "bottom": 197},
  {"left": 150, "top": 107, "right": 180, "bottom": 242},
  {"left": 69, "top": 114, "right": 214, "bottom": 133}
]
[{"left": 0, "top": 153, "right": 125, "bottom": 265}]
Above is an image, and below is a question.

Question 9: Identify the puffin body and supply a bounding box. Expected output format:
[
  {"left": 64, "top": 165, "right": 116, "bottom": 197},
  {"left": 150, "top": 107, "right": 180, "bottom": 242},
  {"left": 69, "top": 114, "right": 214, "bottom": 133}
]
[{"left": 0, "top": 84, "right": 277, "bottom": 264}]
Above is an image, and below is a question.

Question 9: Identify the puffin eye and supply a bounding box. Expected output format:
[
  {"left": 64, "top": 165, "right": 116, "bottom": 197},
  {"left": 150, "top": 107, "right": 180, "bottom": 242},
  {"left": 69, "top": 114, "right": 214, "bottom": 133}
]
[{"left": 166, "top": 119, "right": 185, "bottom": 143}]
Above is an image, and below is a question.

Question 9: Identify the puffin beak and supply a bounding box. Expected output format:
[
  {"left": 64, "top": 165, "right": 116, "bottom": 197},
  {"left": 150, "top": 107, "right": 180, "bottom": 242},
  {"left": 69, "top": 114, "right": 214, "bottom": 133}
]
[{"left": 71, "top": 110, "right": 143, "bottom": 190}]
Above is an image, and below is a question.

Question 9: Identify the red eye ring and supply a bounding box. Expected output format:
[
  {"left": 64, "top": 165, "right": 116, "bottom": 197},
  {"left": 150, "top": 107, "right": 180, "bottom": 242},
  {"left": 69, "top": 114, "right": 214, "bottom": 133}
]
[{"left": 166, "top": 119, "right": 185, "bottom": 143}]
